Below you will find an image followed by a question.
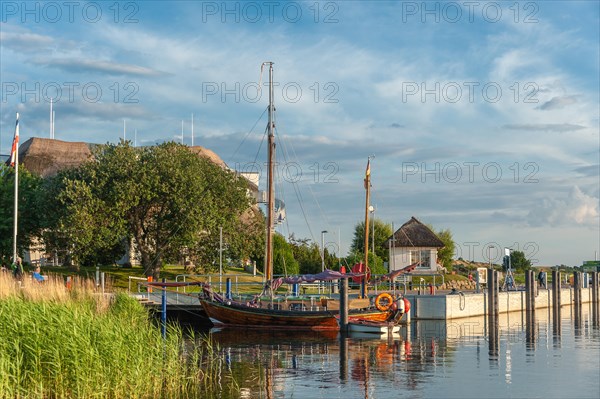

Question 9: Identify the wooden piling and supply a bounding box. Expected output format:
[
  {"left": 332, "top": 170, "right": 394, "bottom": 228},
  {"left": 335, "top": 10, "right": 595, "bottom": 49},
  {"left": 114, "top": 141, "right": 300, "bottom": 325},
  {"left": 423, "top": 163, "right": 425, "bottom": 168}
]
[
  {"left": 573, "top": 272, "right": 581, "bottom": 306},
  {"left": 590, "top": 272, "right": 598, "bottom": 327},
  {"left": 339, "top": 278, "right": 348, "bottom": 333},
  {"left": 487, "top": 269, "right": 499, "bottom": 356}
]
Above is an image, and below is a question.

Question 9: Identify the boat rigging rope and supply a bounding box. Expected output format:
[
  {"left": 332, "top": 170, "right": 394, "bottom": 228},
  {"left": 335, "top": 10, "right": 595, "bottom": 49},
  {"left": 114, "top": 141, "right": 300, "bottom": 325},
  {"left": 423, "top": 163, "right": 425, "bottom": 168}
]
[{"left": 229, "top": 106, "right": 268, "bottom": 162}]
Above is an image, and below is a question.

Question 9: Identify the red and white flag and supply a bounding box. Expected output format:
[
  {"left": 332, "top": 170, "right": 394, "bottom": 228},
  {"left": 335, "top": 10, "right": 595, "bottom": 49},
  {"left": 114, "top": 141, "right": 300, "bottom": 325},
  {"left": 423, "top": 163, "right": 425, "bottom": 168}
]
[{"left": 9, "top": 113, "right": 19, "bottom": 167}]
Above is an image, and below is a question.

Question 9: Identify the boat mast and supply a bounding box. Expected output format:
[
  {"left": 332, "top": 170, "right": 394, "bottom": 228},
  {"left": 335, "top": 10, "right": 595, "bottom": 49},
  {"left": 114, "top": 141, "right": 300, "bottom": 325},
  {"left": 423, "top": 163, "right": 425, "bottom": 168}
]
[
  {"left": 362, "top": 156, "right": 372, "bottom": 298},
  {"left": 265, "top": 62, "right": 275, "bottom": 282}
]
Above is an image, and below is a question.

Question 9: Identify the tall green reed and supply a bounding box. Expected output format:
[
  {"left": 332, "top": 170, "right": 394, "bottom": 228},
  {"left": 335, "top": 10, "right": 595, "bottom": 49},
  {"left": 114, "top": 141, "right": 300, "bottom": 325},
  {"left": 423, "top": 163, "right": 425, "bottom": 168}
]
[{"left": 0, "top": 273, "right": 236, "bottom": 398}]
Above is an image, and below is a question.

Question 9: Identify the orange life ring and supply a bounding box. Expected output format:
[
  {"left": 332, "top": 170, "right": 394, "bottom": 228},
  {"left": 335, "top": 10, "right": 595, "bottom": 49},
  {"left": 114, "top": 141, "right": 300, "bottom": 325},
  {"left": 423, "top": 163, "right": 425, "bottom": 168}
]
[{"left": 375, "top": 292, "right": 394, "bottom": 311}]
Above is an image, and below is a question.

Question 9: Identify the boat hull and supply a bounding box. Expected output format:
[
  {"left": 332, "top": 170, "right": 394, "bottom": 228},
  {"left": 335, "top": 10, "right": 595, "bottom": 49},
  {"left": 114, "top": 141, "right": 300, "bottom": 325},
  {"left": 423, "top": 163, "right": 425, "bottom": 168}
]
[
  {"left": 200, "top": 300, "right": 394, "bottom": 330},
  {"left": 347, "top": 320, "right": 400, "bottom": 334}
]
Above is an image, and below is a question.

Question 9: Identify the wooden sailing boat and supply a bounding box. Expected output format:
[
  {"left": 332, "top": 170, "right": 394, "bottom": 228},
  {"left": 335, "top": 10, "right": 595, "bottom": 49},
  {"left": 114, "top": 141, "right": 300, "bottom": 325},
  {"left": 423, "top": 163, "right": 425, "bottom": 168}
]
[{"left": 199, "top": 63, "right": 408, "bottom": 330}]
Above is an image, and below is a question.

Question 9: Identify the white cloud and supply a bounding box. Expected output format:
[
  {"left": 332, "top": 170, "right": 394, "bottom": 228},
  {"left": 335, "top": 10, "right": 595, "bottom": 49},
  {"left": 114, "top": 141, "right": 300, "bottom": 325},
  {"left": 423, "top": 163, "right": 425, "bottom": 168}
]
[{"left": 527, "top": 186, "right": 599, "bottom": 227}]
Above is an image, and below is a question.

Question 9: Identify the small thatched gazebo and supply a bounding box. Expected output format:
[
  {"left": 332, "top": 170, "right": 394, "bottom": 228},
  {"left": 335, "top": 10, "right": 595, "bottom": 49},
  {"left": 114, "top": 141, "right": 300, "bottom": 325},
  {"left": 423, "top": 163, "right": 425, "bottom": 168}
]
[{"left": 385, "top": 217, "right": 445, "bottom": 274}]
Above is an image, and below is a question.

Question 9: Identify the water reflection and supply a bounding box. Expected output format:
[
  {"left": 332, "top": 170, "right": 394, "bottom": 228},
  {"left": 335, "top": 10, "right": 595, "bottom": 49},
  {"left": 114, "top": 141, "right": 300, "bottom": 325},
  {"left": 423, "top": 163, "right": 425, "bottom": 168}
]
[{"left": 202, "top": 306, "right": 600, "bottom": 399}]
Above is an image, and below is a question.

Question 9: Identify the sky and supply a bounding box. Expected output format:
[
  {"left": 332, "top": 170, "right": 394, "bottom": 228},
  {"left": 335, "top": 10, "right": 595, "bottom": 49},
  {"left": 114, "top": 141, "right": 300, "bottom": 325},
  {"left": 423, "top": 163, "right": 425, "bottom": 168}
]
[{"left": 0, "top": 1, "right": 598, "bottom": 266}]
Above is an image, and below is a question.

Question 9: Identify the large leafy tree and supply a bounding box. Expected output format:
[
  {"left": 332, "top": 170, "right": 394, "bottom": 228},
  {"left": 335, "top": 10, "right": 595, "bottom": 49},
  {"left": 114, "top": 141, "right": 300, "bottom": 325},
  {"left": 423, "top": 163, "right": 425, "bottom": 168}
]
[
  {"left": 510, "top": 250, "right": 532, "bottom": 272},
  {"left": 0, "top": 164, "right": 43, "bottom": 264},
  {"left": 40, "top": 166, "right": 127, "bottom": 269},
  {"left": 350, "top": 219, "right": 393, "bottom": 262},
  {"left": 41, "top": 141, "right": 251, "bottom": 278}
]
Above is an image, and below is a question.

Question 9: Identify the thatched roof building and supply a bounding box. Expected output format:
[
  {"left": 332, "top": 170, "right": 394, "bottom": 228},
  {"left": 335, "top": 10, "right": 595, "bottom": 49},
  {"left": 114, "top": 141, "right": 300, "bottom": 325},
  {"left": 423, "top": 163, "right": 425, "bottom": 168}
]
[
  {"left": 17, "top": 138, "right": 234, "bottom": 179},
  {"left": 18, "top": 138, "right": 93, "bottom": 177},
  {"left": 386, "top": 217, "right": 444, "bottom": 248}
]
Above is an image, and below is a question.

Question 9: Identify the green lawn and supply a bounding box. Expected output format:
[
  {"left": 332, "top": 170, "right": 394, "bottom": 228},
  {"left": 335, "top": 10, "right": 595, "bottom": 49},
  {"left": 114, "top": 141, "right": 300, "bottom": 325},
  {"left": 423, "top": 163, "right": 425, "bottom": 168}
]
[{"left": 38, "top": 264, "right": 266, "bottom": 292}]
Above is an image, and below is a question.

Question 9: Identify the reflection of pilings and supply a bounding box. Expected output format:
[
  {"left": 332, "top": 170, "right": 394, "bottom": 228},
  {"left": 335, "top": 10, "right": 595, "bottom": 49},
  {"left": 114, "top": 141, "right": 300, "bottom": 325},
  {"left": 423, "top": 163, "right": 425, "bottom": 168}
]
[
  {"left": 525, "top": 270, "right": 536, "bottom": 346},
  {"left": 339, "top": 335, "right": 348, "bottom": 382},
  {"left": 552, "top": 270, "right": 562, "bottom": 337},
  {"left": 591, "top": 272, "right": 599, "bottom": 327},
  {"left": 487, "top": 269, "right": 499, "bottom": 357}
]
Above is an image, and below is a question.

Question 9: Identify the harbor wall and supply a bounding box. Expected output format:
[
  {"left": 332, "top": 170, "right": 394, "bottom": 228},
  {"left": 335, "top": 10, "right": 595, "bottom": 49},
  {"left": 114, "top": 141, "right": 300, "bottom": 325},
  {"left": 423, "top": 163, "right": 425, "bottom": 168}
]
[{"left": 406, "top": 287, "right": 594, "bottom": 320}]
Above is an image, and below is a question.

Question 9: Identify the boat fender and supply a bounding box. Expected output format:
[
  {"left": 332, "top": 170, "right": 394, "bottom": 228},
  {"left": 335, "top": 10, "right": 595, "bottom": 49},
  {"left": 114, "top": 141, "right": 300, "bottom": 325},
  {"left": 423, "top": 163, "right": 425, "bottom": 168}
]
[
  {"left": 403, "top": 298, "right": 411, "bottom": 314},
  {"left": 375, "top": 292, "right": 394, "bottom": 311},
  {"left": 398, "top": 297, "right": 405, "bottom": 313}
]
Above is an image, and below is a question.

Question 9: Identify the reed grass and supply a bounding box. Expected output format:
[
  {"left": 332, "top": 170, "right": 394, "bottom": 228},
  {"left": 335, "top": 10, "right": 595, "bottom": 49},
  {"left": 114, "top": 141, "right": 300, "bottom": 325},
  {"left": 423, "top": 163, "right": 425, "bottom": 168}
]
[{"left": 0, "top": 272, "right": 237, "bottom": 398}]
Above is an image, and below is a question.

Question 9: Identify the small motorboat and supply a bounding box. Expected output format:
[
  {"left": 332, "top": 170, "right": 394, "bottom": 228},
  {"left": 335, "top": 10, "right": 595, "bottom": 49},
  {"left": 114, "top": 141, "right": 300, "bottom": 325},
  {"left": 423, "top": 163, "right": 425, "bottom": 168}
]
[{"left": 346, "top": 319, "right": 400, "bottom": 335}]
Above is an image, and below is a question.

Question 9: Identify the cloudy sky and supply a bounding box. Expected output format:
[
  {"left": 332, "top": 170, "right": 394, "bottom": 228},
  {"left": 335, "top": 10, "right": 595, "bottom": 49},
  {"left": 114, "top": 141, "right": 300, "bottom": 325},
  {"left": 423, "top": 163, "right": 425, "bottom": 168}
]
[{"left": 1, "top": 1, "right": 598, "bottom": 266}]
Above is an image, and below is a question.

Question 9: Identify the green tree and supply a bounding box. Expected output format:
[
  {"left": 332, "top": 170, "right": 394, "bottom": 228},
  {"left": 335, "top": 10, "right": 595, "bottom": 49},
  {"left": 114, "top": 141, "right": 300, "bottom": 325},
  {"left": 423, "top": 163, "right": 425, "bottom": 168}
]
[
  {"left": 0, "top": 164, "right": 43, "bottom": 263},
  {"left": 436, "top": 229, "right": 455, "bottom": 272},
  {"left": 40, "top": 141, "right": 251, "bottom": 278},
  {"left": 350, "top": 219, "right": 393, "bottom": 262},
  {"left": 288, "top": 235, "right": 323, "bottom": 275},
  {"left": 510, "top": 250, "right": 532, "bottom": 272},
  {"left": 273, "top": 233, "right": 299, "bottom": 276}
]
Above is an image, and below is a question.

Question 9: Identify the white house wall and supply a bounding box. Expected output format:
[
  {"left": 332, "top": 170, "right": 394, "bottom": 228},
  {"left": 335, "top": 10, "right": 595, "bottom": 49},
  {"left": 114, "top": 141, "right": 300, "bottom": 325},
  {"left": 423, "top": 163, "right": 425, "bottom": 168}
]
[{"left": 389, "top": 247, "right": 438, "bottom": 274}]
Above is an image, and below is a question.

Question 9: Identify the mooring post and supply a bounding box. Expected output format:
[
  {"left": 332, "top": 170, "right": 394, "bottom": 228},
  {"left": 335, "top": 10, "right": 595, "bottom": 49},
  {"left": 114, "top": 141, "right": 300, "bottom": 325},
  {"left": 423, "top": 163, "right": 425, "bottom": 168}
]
[
  {"left": 292, "top": 283, "right": 299, "bottom": 297},
  {"left": 487, "top": 269, "right": 499, "bottom": 357},
  {"left": 591, "top": 272, "right": 599, "bottom": 326},
  {"left": 226, "top": 278, "right": 232, "bottom": 300},
  {"left": 161, "top": 278, "right": 167, "bottom": 339},
  {"left": 573, "top": 272, "right": 581, "bottom": 306},
  {"left": 525, "top": 270, "right": 536, "bottom": 345},
  {"left": 525, "top": 270, "right": 533, "bottom": 320},
  {"left": 340, "top": 278, "right": 348, "bottom": 333}
]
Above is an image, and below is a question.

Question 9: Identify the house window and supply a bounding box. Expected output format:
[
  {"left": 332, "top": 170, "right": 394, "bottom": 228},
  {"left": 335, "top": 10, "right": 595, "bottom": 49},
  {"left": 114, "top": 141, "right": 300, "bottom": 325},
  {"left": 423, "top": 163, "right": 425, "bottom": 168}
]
[{"left": 411, "top": 250, "right": 431, "bottom": 269}]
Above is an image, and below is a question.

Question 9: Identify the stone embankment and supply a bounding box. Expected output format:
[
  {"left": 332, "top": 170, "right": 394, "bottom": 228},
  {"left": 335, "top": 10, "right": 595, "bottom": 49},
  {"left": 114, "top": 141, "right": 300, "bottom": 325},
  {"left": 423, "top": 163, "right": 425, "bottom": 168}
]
[{"left": 437, "top": 280, "right": 476, "bottom": 291}]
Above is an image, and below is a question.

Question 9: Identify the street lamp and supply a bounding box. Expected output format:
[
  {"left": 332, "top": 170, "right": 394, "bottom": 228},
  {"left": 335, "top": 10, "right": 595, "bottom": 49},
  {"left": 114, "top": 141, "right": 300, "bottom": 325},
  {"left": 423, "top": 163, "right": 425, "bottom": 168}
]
[{"left": 321, "top": 230, "right": 328, "bottom": 272}]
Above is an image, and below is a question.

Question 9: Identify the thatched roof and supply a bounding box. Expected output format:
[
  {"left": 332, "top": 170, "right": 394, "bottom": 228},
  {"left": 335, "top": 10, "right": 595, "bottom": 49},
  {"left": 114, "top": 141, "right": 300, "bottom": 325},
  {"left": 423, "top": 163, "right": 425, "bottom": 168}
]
[
  {"left": 385, "top": 217, "right": 445, "bottom": 248},
  {"left": 19, "top": 138, "right": 92, "bottom": 177},
  {"left": 188, "top": 146, "right": 227, "bottom": 168},
  {"left": 17, "top": 139, "right": 233, "bottom": 179}
]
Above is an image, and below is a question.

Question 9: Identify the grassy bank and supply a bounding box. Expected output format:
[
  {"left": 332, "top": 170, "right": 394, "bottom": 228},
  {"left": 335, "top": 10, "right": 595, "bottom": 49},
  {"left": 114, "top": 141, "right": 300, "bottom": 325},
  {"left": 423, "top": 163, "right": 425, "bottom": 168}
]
[{"left": 0, "top": 273, "right": 236, "bottom": 399}]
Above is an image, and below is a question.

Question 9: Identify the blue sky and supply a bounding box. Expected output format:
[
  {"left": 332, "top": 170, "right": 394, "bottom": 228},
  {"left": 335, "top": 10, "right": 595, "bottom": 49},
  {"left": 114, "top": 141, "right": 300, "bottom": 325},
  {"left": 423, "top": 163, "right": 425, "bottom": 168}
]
[{"left": 1, "top": 1, "right": 598, "bottom": 266}]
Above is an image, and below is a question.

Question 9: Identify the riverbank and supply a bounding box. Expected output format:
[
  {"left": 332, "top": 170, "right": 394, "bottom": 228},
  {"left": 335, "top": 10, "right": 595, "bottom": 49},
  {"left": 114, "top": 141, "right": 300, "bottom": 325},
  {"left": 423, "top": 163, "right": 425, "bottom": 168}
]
[{"left": 0, "top": 273, "right": 237, "bottom": 399}]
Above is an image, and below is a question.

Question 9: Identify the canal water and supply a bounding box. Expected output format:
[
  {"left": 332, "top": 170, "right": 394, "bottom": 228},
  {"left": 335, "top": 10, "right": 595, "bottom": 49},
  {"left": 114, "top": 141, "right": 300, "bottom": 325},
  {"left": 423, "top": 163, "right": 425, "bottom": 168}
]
[{"left": 203, "top": 304, "right": 600, "bottom": 398}]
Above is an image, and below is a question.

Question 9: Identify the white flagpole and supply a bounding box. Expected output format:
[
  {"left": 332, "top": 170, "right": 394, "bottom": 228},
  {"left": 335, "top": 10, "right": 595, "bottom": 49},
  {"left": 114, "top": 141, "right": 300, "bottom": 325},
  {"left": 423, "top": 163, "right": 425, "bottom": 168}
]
[
  {"left": 12, "top": 113, "right": 20, "bottom": 264},
  {"left": 191, "top": 113, "right": 194, "bottom": 146},
  {"left": 52, "top": 110, "right": 55, "bottom": 139}
]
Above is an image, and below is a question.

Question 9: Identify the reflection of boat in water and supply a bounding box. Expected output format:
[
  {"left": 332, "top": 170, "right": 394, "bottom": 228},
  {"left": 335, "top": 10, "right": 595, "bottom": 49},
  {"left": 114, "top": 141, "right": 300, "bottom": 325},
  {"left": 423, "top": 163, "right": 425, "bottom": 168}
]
[{"left": 208, "top": 326, "right": 339, "bottom": 345}]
